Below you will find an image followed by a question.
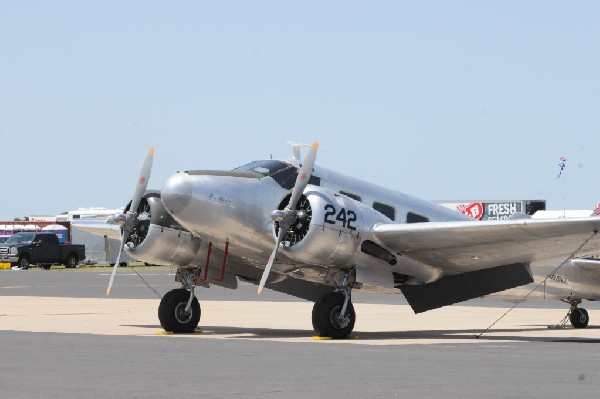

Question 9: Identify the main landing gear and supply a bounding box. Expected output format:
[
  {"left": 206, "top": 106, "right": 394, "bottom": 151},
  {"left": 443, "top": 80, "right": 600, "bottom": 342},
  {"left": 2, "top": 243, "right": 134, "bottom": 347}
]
[
  {"left": 159, "top": 272, "right": 201, "bottom": 333},
  {"left": 312, "top": 275, "right": 356, "bottom": 339},
  {"left": 158, "top": 266, "right": 358, "bottom": 338},
  {"left": 563, "top": 298, "right": 589, "bottom": 329}
]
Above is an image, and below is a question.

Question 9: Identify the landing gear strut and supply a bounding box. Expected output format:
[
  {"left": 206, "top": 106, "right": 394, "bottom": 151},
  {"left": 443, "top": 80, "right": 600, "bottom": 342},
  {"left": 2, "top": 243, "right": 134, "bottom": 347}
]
[
  {"left": 555, "top": 298, "right": 589, "bottom": 329},
  {"left": 158, "top": 273, "right": 201, "bottom": 333},
  {"left": 312, "top": 274, "right": 356, "bottom": 339}
]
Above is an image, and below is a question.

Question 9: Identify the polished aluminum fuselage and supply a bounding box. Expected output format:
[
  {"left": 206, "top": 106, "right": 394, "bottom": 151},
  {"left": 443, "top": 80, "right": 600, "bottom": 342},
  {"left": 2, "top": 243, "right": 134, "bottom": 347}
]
[
  {"left": 151, "top": 158, "right": 600, "bottom": 302},
  {"left": 160, "top": 160, "right": 472, "bottom": 275}
]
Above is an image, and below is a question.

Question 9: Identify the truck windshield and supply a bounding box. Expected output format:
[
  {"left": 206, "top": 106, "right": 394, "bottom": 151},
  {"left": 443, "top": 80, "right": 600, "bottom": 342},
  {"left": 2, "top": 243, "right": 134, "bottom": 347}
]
[{"left": 5, "top": 233, "right": 35, "bottom": 244}]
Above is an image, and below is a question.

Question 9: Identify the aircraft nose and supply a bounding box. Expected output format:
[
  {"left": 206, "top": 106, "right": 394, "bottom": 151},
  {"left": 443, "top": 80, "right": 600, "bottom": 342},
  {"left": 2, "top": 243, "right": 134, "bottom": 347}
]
[{"left": 162, "top": 172, "right": 192, "bottom": 215}]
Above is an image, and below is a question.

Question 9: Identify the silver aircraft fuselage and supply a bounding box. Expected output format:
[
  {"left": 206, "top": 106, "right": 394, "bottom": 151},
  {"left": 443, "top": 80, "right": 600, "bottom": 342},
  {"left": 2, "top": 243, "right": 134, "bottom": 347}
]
[
  {"left": 159, "top": 159, "right": 473, "bottom": 285},
  {"left": 157, "top": 158, "right": 600, "bottom": 303}
]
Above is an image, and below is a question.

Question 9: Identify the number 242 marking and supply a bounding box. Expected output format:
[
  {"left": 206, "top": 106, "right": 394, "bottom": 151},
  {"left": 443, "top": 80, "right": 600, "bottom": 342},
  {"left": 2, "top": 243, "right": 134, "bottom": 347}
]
[{"left": 323, "top": 204, "right": 357, "bottom": 230}]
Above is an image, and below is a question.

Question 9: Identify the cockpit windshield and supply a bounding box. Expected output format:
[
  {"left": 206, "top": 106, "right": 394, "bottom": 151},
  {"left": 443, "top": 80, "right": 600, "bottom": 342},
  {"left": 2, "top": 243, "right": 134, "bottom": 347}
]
[
  {"left": 232, "top": 159, "right": 320, "bottom": 189},
  {"left": 232, "top": 160, "right": 293, "bottom": 177}
]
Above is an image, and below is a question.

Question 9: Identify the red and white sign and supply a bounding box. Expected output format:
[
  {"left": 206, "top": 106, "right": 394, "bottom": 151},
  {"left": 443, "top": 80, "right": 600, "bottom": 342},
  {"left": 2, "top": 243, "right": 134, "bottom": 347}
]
[{"left": 456, "top": 202, "right": 484, "bottom": 220}]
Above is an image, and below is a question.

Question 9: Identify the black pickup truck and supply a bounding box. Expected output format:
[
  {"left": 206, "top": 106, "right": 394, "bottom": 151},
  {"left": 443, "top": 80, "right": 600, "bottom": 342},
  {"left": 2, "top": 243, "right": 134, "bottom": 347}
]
[{"left": 0, "top": 232, "right": 86, "bottom": 270}]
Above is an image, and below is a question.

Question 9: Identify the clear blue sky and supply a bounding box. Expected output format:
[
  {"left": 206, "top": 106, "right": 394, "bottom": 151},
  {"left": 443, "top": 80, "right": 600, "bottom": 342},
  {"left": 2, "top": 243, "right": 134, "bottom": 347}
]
[{"left": 1, "top": 1, "right": 599, "bottom": 220}]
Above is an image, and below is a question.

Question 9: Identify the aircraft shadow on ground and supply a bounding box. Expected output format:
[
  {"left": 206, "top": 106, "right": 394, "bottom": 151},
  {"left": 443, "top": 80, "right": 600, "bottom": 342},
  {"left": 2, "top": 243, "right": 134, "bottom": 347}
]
[{"left": 124, "top": 324, "right": 600, "bottom": 343}]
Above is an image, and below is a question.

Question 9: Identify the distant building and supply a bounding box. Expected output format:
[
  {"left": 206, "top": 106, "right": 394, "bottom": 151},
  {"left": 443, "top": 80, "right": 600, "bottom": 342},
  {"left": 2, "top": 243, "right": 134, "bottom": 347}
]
[{"left": 436, "top": 199, "right": 546, "bottom": 220}]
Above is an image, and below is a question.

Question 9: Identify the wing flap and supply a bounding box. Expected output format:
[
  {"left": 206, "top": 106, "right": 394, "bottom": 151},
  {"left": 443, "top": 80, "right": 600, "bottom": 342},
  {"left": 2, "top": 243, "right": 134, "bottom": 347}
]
[{"left": 400, "top": 263, "right": 533, "bottom": 313}]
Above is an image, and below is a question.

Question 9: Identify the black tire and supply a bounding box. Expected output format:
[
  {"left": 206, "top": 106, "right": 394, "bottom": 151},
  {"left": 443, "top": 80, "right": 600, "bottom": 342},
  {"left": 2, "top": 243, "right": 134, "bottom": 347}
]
[
  {"left": 158, "top": 288, "right": 201, "bottom": 333},
  {"left": 42, "top": 265, "right": 51, "bottom": 270},
  {"left": 570, "top": 308, "right": 589, "bottom": 328},
  {"left": 18, "top": 256, "right": 30, "bottom": 270},
  {"left": 65, "top": 254, "right": 78, "bottom": 269},
  {"left": 312, "top": 292, "right": 356, "bottom": 339}
]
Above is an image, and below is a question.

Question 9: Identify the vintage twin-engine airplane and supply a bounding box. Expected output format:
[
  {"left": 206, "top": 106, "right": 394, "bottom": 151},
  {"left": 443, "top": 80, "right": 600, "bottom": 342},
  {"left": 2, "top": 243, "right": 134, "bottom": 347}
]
[{"left": 96, "top": 143, "right": 600, "bottom": 338}]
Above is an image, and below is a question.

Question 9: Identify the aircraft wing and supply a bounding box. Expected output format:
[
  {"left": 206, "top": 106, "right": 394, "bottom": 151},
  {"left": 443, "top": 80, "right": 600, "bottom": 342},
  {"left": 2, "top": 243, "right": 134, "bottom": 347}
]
[
  {"left": 71, "top": 222, "right": 121, "bottom": 240},
  {"left": 372, "top": 217, "right": 600, "bottom": 312},
  {"left": 374, "top": 217, "right": 600, "bottom": 272}
]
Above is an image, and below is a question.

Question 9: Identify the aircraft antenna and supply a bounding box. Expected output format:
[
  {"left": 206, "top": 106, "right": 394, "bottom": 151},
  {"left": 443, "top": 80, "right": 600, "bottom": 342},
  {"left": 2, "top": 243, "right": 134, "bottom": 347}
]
[{"left": 475, "top": 229, "right": 598, "bottom": 339}]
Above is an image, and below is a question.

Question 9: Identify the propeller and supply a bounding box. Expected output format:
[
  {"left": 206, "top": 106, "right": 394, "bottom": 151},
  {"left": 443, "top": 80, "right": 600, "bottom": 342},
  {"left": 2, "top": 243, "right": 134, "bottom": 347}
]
[
  {"left": 258, "top": 141, "right": 318, "bottom": 294},
  {"left": 106, "top": 147, "right": 154, "bottom": 295}
]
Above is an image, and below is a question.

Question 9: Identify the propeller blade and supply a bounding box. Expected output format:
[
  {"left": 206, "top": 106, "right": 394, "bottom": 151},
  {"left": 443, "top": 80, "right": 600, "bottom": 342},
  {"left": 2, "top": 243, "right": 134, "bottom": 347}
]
[
  {"left": 258, "top": 141, "right": 319, "bottom": 295},
  {"left": 106, "top": 147, "right": 154, "bottom": 296},
  {"left": 287, "top": 141, "right": 318, "bottom": 211},
  {"left": 258, "top": 227, "right": 285, "bottom": 294},
  {"left": 106, "top": 234, "right": 126, "bottom": 295},
  {"left": 130, "top": 147, "right": 154, "bottom": 215}
]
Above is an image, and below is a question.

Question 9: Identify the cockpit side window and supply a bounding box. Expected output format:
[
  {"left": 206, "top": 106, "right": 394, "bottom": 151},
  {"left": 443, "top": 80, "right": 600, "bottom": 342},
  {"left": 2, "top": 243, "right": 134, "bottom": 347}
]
[{"left": 270, "top": 166, "right": 298, "bottom": 189}]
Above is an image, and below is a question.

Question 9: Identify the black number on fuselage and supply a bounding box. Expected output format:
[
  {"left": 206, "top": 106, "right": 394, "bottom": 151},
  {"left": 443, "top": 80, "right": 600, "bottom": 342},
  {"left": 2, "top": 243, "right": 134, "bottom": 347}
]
[
  {"left": 336, "top": 208, "right": 347, "bottom": 226},
  {"left": 346, "top": 210, "right": 357, "bottom": 231},
  {"left": 323, "top": 204, "right": 357, "bottom": 230},
  {"left": 324, "top": 204, "right": 336, "bottom": 224}
]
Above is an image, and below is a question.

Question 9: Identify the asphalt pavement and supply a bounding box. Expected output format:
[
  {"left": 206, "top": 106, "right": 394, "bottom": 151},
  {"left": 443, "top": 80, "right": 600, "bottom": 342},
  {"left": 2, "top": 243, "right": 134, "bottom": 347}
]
[{"left": 1, "top": 268, "right": 600, "bottom": 398}]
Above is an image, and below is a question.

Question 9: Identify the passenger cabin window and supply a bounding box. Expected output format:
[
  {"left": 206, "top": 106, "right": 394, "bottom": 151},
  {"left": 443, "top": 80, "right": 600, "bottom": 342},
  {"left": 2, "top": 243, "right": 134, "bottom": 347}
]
[
  {"left": 406, "top": 212, "right": 429, "bottom": 223},
  {"left": 373, "top": 201, "right": 396, "bottom": 221},
  {"left": 340, "top": 191, "right": 361, "bottom": 202}
]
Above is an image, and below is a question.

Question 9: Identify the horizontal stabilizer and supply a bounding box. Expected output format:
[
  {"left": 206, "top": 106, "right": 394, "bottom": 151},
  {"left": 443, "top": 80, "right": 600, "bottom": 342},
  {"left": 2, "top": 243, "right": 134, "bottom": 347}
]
[{"left": 400, "top": 263, "right": 533, "bottom": 314}]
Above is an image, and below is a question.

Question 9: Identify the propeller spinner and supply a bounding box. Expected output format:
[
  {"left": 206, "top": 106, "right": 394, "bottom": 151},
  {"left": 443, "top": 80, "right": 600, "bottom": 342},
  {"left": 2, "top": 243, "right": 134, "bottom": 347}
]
[
  {"left": 106, "top": 147, "right": 154, "bottom": 295},
  {"left": 257, "top": 141, "right": 319, "bottom": 294}
]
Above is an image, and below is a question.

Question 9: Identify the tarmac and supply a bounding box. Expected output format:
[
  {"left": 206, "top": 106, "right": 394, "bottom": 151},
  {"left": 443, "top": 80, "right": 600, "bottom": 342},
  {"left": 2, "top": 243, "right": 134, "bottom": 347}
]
[{"left": 2, "top": 268, "right": 600, "bottom": 398}]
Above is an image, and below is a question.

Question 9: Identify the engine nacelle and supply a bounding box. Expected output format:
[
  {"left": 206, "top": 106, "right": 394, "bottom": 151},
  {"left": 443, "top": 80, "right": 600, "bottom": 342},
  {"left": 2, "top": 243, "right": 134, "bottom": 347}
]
[
  {"left": 277, "top": 187, "right": 366, "bottom": 267},
  {"left": 126, "top": 224, "right": 202, "bottom": 266},
  {"left": 123, "top": 191, "right": 202, "bottom": 266}
]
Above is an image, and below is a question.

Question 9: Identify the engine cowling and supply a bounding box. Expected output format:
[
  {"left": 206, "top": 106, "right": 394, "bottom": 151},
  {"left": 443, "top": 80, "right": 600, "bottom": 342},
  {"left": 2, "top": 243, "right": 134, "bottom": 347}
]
[
  {"left": 275, "top": 187, "right": 366, "bottom": 267},
  {"left": 123, "top": 191, "right": 202, "bottom": 266}
]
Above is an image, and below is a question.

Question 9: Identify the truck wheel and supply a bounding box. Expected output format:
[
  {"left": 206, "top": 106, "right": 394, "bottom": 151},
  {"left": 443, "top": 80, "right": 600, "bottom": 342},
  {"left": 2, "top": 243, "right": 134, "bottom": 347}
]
[
  {"left": 65, "top": 254, "right": 78, "bottom": 269},
  {"left": 42, "top": 265, "right": 51, "bottom": 270},
  {"left": 18, "top": 256, "right": 30, "bottom": 270}
]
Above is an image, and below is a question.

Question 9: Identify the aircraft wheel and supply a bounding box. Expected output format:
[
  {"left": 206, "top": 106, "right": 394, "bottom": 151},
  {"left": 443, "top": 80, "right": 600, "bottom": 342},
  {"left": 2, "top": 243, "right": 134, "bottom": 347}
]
[
  {"left": 312, "top": 292, "right": 355, "bottom": 339},
  {"left": 158, "top": 288, "right": 201, "bottom": 333},
  {"left": 570, "top": 308, "right": 589, "bottom": 328}
]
